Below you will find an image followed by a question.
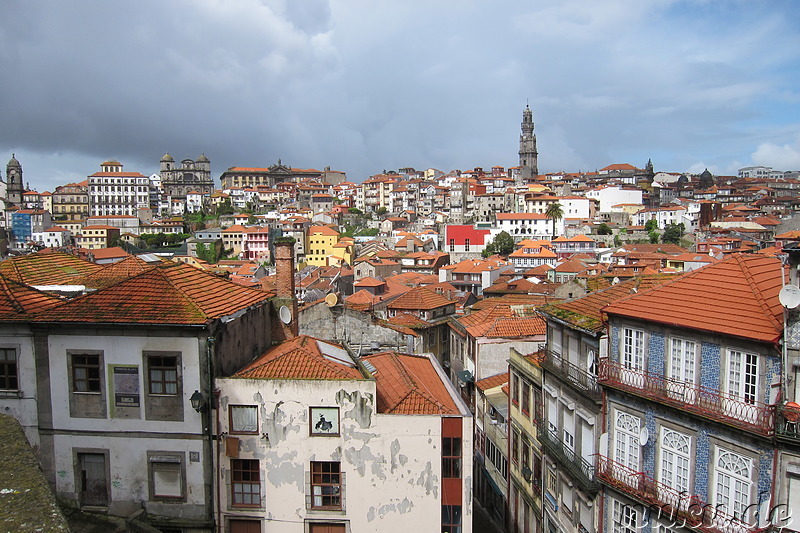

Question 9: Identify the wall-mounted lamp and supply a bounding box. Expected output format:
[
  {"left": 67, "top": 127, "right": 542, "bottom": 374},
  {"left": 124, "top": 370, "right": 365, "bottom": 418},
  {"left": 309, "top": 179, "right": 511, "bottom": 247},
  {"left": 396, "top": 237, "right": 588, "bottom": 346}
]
[{"left": 190, "top": 390, "right": 206, "bottom": 412}]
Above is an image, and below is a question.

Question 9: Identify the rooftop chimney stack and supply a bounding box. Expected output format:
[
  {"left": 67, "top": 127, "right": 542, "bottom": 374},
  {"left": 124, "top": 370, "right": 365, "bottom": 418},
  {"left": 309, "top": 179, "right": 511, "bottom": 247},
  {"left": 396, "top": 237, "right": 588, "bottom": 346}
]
[{"left": 273, "top": 238, "right": 298, "bottom": 337}]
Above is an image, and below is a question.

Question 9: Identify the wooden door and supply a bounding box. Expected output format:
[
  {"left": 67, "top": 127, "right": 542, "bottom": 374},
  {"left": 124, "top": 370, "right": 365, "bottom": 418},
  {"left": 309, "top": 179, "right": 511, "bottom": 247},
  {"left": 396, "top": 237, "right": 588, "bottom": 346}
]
[{"left": 79, "top": 453, "right": 108, "bottom": 506}]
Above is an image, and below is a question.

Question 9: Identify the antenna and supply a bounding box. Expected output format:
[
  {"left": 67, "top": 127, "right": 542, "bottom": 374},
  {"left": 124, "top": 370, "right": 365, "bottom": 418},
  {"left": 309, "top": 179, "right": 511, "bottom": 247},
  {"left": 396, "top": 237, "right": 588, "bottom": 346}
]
[{"left": 779, "top": 285, "right": 800, "bottom": 309}]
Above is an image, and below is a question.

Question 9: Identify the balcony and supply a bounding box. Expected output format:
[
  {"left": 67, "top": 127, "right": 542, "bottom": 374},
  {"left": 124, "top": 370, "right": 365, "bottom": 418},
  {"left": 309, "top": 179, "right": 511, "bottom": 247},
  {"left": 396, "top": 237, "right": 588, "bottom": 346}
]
[
  {"left": 539, "top": 349, "right": 601, "bottom": 401},
  {"left": 598, "top": 360, "right": 774, "bottom": 436},
  {"left": 538, "top": 421, "right": 598, "bottom": 494},
  {"left": 596, "top": 456, "right": 768, "bottom": 533}
]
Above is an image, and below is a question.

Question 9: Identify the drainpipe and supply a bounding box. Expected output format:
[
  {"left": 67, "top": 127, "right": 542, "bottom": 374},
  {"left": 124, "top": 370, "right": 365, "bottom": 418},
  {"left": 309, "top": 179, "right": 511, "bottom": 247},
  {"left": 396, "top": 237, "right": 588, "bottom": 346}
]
[{"left": 206, "top": 335, "right": 218, "bottom": 532}]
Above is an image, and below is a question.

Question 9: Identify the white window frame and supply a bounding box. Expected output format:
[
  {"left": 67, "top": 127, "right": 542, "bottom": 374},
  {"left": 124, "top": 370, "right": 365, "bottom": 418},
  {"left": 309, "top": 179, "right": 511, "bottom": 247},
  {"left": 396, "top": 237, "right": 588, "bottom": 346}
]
[
  {"left": 659, "top": 427, "right": 691, "bottom": 497},
  {"left": 622, "top": 327, "right": 644, "bottom": 371},
  {"left": 612, "top": 499, "right": 638, "bottom": 533},
  {"left": 713, "top": 447, "right": 753, "bottom": 523},
  {"left": 614, "top": 411, "right": 640, "bottom": 472}
]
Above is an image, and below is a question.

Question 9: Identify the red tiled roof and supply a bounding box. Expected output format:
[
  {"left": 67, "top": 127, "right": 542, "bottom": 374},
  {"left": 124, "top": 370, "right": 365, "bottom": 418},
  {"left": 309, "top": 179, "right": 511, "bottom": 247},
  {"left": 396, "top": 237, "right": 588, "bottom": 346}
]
[
  {"left": 234, "top": 335, "right": 366, "bottom": 380},
  {"left": 387, "top": 286, "right": 454, "bottom": 311},
  {"left": 34, "top": 262, "right": 271, "bottom": 325},
  {"left": 0, "top": 251, "right": 102, "bottom": 286},
  {"left": 362, "top": 351, "right": 458, "bottom": 415},
  {"left": 540, "top": 275, "right": 677, "bottom": 333},
  {"left": 476, "top": 372, "right": 509, "bottom": 392},
  {"left": 603, "top": 254, "right": 783, "bottom": 343},
  {"left": 0, "top": 276, "right": 63, "bottom": 319}
]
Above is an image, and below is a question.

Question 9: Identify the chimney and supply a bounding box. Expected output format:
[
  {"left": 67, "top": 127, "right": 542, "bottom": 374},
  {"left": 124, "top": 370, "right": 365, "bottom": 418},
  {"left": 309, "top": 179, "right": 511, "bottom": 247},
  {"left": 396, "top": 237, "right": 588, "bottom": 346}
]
[{"left": 273, "top": 237, "right": 298, "bottom": 337}]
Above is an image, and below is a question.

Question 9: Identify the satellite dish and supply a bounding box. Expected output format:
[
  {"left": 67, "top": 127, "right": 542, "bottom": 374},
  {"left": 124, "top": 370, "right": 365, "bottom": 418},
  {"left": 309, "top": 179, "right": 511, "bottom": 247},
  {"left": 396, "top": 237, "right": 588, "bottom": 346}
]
[
  {"left": 278, "top": 305, "right": 292, "bottom": 324},
  {"left": 325, "top": 293, "right": 339, "bottom": 307},
  {"left": 779, "top": 285, "right": 800, "bottom": 309},
  {"left": 639, "top": 427, "right": 649, "bottom": 446},
  {"left": 612, "top": 277, "right": 620, "bottom": 285}
]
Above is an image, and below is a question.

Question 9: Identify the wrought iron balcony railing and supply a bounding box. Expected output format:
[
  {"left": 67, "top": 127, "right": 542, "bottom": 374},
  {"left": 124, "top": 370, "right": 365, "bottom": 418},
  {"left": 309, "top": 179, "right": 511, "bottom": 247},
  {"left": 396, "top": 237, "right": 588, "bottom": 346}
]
[
  {"left": 596, "top": 455, "right": 769, "bottom": 533},
  {"left": 537, "top": 421, "right": 598, "bottom": 494},
  {"left": 598, "top": 360, "right": 774, "bottom": 436},
  {"left": 540, "top": 349, "right": 601, "bottom": 400}
]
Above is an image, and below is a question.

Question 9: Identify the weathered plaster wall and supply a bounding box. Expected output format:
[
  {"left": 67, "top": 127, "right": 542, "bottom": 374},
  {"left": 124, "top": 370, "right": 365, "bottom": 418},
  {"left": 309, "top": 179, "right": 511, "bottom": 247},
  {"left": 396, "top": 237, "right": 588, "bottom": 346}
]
[
  {"left": 0, "top": 325, "right": 39, "bottom": 449},
  {"left": 216, "top": 377, "right": 472, "bottom": 532},
  {"left": 476, "top": 337, "right": 545, "bottom": 381},
  {"left": 299, "top": 304, "right": 418, "bottom": 353}
]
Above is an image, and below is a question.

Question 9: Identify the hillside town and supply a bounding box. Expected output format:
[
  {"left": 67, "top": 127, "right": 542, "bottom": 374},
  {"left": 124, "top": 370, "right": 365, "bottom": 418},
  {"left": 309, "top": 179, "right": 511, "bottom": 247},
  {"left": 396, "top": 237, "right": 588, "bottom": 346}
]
[{"left": 2, "top": 107, "right": 800, "bottom": 533}]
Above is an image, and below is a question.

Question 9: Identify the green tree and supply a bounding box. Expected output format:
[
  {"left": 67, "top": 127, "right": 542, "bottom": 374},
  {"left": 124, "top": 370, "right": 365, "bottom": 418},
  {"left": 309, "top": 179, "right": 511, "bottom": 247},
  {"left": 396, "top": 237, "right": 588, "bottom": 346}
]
[
  {"left": 649, "top": 231, "right": 660, "bottom": 244},
  {"left": 482, "top": 231, "right": 515, "bottom": 258},
  {"left": 348, "top": 207, "right": 362, "bottom": 215},
  {"left": 644, "top": 219, "right": 658, "bottom": 232},
  {"left": 597, "top": 223, "right": 612, "bottom": 235},
  {"left": 661, "top": 223, "right": 684, "bottom": 245},
  {"left": 545, "top": 202, "right": 564, "bottom": 238},
  {"left": 613, "top": 235, "right": 622, "bottom": 247},
  {"left": 376, "top": 206, "right": 388, "bottom": 216}
]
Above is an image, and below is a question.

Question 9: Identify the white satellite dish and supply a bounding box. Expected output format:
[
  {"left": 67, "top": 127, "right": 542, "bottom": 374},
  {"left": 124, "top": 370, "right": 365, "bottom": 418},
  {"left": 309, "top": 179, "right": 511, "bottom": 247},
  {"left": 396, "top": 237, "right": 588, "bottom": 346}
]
[
  {"left": 278, "top": 305, "right": 292, "bottom": 324},
  {"left": 779, "top": 285, "right": 800, "bottom": 309},
  {"left": 639, "top": 427, "right": 649, "bottom": 446}
]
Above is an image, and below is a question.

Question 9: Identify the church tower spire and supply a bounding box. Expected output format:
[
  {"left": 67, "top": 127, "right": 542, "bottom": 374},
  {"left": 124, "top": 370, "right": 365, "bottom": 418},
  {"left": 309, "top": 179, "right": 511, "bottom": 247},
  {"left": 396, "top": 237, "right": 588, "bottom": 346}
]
[
  {"left": 518, "top": 104, "right": 538, "bottom": 182},
  {"left": 5, "top": 154, "right": 24, "bottom": 207}
]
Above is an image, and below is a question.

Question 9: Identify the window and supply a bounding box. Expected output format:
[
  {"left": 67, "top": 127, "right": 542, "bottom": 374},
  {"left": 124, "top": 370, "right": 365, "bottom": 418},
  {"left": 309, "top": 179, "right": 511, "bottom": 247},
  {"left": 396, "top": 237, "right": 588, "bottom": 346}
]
[
  {"left": 230, "top": 406, "right": 258, "bottom": 434},
  {"left": 612, "top": 500, "right": 638, "bottom": 533},
  {"left": 311, "top": 461, "right": 342, "bottom": 509},
  {"left": 622, "top": 328, "right": 644, "bottom": 371},
  {"left": 512, "top": 429, "right": 520, "bottom": 465},
  {"left": 659, "top": 428, "right": 690, "bottom": 495},
  {"left": 149, "top": 453, "right": 184, "bottom": 500},
  {"left": 442, "top": 505, "right": 462, "bottom": 533},
  {"left": 614, "top": 412, "right": 641, "bottom": 471},
  {"left": 668, "top": 337, "right": 696, "bottom": 386},
  {"left": 72, "top": 353, "right": 101, "bottom": 392},
  {"left": 231, "top": 459, "right": 260, "bottom": 507},
  {"left": 148, "top": 355, "right": 178, "bottom": 395},
  {"left": 521, "top": 381, "right": 530, "bottom": 416},
  {"left": 442, "top": 437, "right": 462, "bottom": 478},
  {"left": 0, "top": 348, "right": 18, "bottom": 390},
  {"left": 465, "top": 239, "right": 470, "bottom": 251},
  {"left": 449, "top": 238, "right": 455, "bottom": 252},
  {"left": 511, "top": 372, "right": 519, "bottom": 406},
  {"left": 714, "top": 448, "right": 752, "bottom": 522},
  {"left": 727, "top": 350, "right": 758, "bottom": 404}
]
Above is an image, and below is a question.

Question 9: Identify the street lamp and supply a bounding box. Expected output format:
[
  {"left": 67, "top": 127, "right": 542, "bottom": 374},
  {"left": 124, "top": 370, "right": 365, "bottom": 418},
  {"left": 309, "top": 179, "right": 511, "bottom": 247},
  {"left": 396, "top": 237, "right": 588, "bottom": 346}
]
[{"left": 190, "top": 390, "right": 206, "bottom": 412}]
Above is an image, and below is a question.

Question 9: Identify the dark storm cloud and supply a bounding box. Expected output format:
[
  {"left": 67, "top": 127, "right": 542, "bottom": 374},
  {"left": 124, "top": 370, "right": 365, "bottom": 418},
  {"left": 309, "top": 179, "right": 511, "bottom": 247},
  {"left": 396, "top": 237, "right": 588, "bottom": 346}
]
[{"left": 0, "top": 0, "right": 799, "bottom": 191}]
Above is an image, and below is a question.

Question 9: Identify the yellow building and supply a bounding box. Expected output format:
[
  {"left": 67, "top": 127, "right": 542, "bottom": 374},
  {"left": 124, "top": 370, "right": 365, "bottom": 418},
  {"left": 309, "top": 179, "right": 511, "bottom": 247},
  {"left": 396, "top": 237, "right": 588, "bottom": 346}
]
[
  {"left": 306, "top": 225, "right": 342, "bottom": 266},
  {"left": 75, "top": 225, "right": 120, "bottom": 250}
]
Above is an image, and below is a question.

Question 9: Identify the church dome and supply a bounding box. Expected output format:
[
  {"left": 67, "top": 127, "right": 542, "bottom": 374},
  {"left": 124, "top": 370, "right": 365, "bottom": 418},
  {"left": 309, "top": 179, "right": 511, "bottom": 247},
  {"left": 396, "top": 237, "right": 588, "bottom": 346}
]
[
  {"left": 196, "top": 153, "right": 210, "bottom": 163},
  {"left": 7, "top": 153, "right": 20, "bottom": 167},
  {"left": 161, "top": 153, "right": 174, "bottom": 162}
]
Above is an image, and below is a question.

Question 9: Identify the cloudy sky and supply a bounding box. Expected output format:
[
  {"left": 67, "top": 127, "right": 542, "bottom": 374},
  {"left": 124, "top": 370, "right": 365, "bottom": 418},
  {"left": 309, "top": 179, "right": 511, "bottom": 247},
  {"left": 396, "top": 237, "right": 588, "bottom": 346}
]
[{"left": 1, "top": 0, "right": 799, "bottom": 192}]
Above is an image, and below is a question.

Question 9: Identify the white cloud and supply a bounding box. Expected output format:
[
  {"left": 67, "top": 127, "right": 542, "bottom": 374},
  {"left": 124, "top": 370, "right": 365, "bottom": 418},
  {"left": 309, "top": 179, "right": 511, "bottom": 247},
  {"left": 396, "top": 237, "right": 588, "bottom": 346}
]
[{"left": 752, "top": 135, "right": 800, "bottom": 170}]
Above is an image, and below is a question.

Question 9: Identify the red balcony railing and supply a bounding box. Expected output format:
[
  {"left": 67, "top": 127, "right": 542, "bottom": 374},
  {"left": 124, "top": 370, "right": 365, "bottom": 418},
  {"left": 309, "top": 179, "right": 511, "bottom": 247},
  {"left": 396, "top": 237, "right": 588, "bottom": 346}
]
[
  {"left": 598, "top": 360, "right": 774, "bottom": 436},
  {"left": 596, "top": 455, "right": 769, "bottom": 533}
]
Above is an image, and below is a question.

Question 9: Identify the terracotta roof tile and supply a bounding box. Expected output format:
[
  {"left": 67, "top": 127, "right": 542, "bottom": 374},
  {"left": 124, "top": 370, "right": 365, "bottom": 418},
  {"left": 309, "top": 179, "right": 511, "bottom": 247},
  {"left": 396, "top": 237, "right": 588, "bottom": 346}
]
[
  {"left": 388, "top": 286, "right": 454, "bottom": 311},
  {"left": 0, "top": 251, "right": 102, "bottom": 286},
  {"left": 362, "top": 351, "right": 458, "bottom": 415},
  {"left": 34, "top": 262, "right": 271, "bottom": 325},
  {"left": 476, "top": 372, "right": 509, "bottom": 392},
  {"left": 540, "top": 275, "right": 677, "bottom": 333},
  {"left": 234, "top": 335, "right": 366, "bottom": 380},
  {"left": 0, "top": 276, "right": 64, "bottom": 319},
  {"left": 603, "top": 254, "right": 783, "bottom": 343}
]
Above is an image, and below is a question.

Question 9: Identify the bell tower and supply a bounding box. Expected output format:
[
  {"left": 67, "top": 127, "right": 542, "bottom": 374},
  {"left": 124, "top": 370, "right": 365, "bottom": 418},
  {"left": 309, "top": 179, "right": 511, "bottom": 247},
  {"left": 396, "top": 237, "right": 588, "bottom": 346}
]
[
  {"left": 6, "top": 154, "right": 24, "bottom": 207},
  {"left": 518, "top": 105, "right": 538, "bottom": 182}
]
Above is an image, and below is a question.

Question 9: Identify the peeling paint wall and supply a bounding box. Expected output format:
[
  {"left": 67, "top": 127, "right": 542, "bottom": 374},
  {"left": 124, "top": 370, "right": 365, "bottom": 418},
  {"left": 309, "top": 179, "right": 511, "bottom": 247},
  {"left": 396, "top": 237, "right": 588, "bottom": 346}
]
[
  {"left": 0, "top": 326, "right": 39, "bottom": 449},
  {"left": 299, "top": 305, "right": 419, "bottom": 353},
  {"left": 216, "top": 377, "right": 473, "bottom": 532}
]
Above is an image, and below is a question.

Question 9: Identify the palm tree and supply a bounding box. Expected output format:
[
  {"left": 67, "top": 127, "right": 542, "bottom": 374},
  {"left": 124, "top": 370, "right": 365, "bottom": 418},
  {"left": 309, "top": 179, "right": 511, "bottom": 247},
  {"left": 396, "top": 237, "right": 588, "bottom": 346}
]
[{"left": 545, "top": 202, "right": 564, "bottom": 239}]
